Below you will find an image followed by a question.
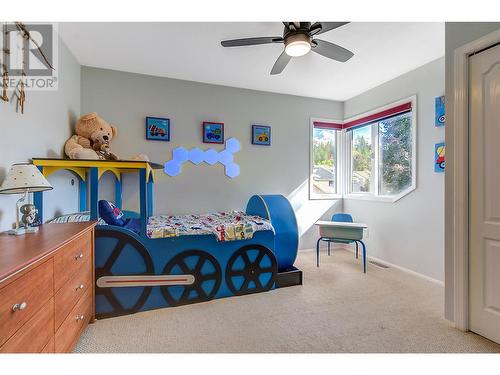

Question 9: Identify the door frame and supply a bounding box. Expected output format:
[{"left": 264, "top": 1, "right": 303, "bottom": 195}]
[{"left": 452, "top": 29, "right": 500, "bottom": 331}]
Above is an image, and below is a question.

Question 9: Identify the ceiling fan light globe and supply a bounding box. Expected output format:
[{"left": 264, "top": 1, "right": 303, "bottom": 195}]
[
  {"left": 285, "top": 41, "right": 311, "bottom": 56},
  {"left": 284, "top": 33, "right": 311, "bottom": 57}
]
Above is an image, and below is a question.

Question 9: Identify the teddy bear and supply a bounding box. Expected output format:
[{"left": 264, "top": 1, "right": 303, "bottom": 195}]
[{"left": 64, "top": 112, "right": 119, "bottom": 160}]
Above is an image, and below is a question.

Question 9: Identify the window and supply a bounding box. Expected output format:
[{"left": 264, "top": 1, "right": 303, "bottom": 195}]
[
  {"left": 310, "top": 120, "right": 341, "bottom": 199},
  {"left": 351, "top": 125, "right": 373, "bottom": 193},
  {"left": 378, "top": 112, "right": 413, "bottom": 196},
  {"left": 309, "top": 97, "right": 416, "bottom": 202},
  {"left": 345, "top": 97, "right": 416, "bottom": 201}
]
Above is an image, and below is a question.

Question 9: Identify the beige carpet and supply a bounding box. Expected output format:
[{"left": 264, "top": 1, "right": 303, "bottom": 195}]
[{"left": 75, "top": 248, "right": 500, "bottom": 353}]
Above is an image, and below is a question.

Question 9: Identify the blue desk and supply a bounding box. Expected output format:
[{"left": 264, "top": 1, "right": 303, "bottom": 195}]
[{"left": 315, "top": 221, "right": 368, "bottom": 273}]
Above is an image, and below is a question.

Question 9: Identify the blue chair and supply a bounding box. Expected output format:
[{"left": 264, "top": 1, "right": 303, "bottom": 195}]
[{"left": 316, "top": 213, "right": 367, "bottom": 273}]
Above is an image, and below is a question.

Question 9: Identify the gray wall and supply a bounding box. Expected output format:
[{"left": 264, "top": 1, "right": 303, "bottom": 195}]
[
  {"left": 0, "top": 36, "right": 81, "bottom": 231},
  {"left": 343, "top": 58, "right": 445, "bottom": 281},
  {"left": 444, "top": 22, "right": 500, "bottom": 321},
  {"left": 81, "top": 67, "right": 343, "bottom": 249}
]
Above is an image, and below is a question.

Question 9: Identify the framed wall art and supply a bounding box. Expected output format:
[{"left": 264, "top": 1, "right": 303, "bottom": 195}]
[
  {"left": 202, "top": 121, "right": 224, "bottom": 144},
  {"left": 146, "top": 116, "right": 170, "bottom": 141},
  {"left": 252, "top": 124, "right": 271, "bottom": 146},
  {"left": 434, "top": 96, "right": 445, "bottom": 127},
  {"left": 435, "top": 142, "right": 445, "bottom": 173}
]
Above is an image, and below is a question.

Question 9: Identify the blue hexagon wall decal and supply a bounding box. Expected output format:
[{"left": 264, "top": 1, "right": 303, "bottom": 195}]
[
  {"left": 218, "top": 150, "right": 234, "bottom": 166},
  {"left": 189, "top": 148, "right": 204, "bottom": 165},
  {"left": 172, "top": 147, "right": 189, "bottom": 163},
  {"left": 225, "top": 138, "right": 241, "bottom": 153},
  {"left": 225, "top": 163, "right": 240, "bottom": 178},
  {"left": 204, "top": 149, "right": 218, "bottom": 165},
  {"left": 164, "top": 138, "right": 241, "bottom": 178},
  {"left": 164, "top": 160, "right": 182, "bottom": 176}
]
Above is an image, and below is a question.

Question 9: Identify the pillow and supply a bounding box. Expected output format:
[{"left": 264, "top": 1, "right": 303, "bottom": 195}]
[
  {"left": 98, "top": 200, "right": 126, "bottom": 226},
  {"left": 47, "top": 212, "right": 106, "bottom": 225}
]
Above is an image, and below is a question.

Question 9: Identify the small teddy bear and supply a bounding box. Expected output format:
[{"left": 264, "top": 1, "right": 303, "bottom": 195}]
[{"left": 92, "top": 139, "right": 119, "bottom": 161}]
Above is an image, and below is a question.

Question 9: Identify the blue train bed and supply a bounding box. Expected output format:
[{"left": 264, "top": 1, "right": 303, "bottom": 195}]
[{"left": 32, "top": 159, "right": 302, "bottom": 319}]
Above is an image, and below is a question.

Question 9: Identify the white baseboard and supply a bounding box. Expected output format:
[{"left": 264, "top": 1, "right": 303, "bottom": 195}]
[{"left": 300, "top": 245, "right": 444, "bottom": 286}]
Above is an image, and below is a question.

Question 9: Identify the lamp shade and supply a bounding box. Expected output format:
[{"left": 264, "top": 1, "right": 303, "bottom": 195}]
[{"left": 0, "top": 163, "right": 53, "bottom": 194}]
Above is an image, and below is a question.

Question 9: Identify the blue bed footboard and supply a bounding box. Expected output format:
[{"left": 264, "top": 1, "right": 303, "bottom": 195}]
[{"left": 246, "top": 194, "right": 299, "bottom": 272}]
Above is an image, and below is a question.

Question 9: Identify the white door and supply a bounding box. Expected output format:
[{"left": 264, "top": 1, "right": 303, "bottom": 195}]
[{"left": 469, "top": 43, "right": 500, "bottom": 344}]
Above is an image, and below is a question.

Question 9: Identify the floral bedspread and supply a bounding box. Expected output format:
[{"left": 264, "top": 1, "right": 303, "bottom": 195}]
[{"left": 147, "top": 211, "right": 274, "bottom": 241}]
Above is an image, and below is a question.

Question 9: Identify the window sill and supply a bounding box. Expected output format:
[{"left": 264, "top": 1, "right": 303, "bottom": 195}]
[
  {"left": 344, "top": 186, "right": 415, "bottom": 203},
  {"left": 309, "top": 194, "right": 342, "bottom": 201}
]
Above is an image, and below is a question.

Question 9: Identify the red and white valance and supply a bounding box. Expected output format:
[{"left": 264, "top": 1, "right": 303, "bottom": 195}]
[
  {"left": 313, "top": 121, "right": 343, "bottom": 130},
  {"left": 313, "top": 102, "right": 412, "bottom": 132},
  {"left": 343, "top": 102, "right": 412, "bottom": 131}
]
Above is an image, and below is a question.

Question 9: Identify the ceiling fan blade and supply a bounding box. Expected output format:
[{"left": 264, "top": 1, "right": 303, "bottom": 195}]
[
  {"left": 311, "top": 39, "right": 354, "bottom": 62},
  {"left": 221, "top": 37, "right": 283, "bottom": 47},
  {"left": 270, "top": 51, "right": 292, "bottom": 75},
  {"left": 309, "top": 22, "right": 350, "bottom": 35}
]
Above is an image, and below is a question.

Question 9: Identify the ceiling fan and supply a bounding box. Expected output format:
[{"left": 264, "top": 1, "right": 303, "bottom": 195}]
[{"left": 221, "top": 22, "right": 354, "bottom": 75}]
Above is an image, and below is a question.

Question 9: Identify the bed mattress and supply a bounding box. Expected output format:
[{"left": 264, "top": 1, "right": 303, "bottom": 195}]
[{"left": 49, "top": 210, "right": 274, "bottom": 241}]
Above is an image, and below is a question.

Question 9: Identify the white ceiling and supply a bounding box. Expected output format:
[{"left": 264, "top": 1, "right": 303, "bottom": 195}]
[{"left": 59, "top": 22, "right": 444, "bottom": 102}]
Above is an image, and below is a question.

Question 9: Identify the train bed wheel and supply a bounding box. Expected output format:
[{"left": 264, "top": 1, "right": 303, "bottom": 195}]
[
  {"left": 95, "top": 229, "right": 154, "bottom": 318},
  {"left": 225, "top": 245, "right": 277, "bottom": 296},
  {"left": 161, "top": 250, "right": 222, "bottom": 307}
]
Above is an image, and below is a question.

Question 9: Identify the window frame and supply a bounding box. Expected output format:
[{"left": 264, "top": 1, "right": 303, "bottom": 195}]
[
  {"left": 343, "top": 95, "right": 417, "bottom": 203},
  {"left": 309, "top": 117, "right": 343, "bottom": 200}
]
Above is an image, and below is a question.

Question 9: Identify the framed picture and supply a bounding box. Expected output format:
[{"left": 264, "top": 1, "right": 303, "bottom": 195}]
[
  {"left": 202, "top": 122, "right": 224, "bottom": 144},
  {"left": 435, "top": 96, "right": 445, "bottom": 127},
  {"left": 146, "top": 117, "right": 170, "bottom": 141},
  {"left": 435, "top": 142, "right": 445, "bottom": 173},
  {"left": 252, "top": 125, "right": 271, "bottom": 146}
]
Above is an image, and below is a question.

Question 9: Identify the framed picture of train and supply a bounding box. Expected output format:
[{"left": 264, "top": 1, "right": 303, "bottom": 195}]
[
  {"left": 202, "top": 121, "right": 224, "bottom": 144},
  {"left": 252, "top": 124, "right": 271, "bottom": 146},
  {"left": 146, "top": 116, "right": 170, "bottom": 141}
]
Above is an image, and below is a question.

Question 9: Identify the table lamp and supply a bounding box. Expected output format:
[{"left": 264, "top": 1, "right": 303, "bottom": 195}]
[{"left": 0, "top": 163, "right": 53, "bottom": 235}]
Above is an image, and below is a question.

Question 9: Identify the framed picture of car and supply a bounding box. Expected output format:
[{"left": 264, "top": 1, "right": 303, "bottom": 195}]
[
  {"left": 252, "top": 124, "right": 271, "bottom": 146},
  {"left": 146, "top": 116, "right": 170, "bottom": 141},
  {"left": 202, "top": 122, "right": 224, "bottom": 144}
]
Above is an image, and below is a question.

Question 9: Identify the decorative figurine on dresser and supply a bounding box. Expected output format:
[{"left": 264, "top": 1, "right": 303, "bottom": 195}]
[{"left": 0, "top": 163, "right": 52, "bottom": 235}]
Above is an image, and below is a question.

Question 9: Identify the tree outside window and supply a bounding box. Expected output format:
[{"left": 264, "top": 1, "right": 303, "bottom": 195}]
[
  {"left": 378, "top": 112, "right": 412, "bottom": 196},
  {"left": 351, "top": 125, "right": 372, "bottom": 193}
]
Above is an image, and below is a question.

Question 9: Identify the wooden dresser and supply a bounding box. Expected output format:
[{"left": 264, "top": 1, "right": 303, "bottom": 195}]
[{"left": 0, "top": 222, "right": 96, "bottom": 353}]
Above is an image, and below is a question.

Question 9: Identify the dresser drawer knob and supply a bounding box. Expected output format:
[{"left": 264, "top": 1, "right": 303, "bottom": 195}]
[
  {"left": 12, "top": 301, "right": 27, "bottom": 312},
  {"left": 76, "top": 284, "right": 84, "bottom": 290},
  {"left": 75, "top": 253, "right": 84, "bottom": 260},
  {"left": 75, "top": 314, "right": 85, "bottom": 321}
]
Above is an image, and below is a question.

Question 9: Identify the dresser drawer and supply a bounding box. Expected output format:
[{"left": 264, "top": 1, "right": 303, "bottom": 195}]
[
  {"left": 54, "top": 231, "right": 92, "bottom": 292},
  {"left": 0, "top": 260, "right": 54, "bottom": 347},
  {"left": 55, "top": 288, "right": 92, "bottom": 353},
  {"left": 55, "top": 258, "right": 92, "bottom": 329},
  {"left": 0, "top": 298, "right": 54, "bottom": 353}
]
